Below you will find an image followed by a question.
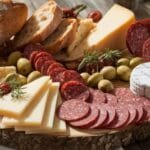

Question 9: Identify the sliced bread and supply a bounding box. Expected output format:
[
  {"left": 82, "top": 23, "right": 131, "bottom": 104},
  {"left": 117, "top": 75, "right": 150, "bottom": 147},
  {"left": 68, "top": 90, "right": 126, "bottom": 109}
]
[
  {"left": 13, "top": 0, "right": 63, "bottom": 48},
  {"left": 0, "top": 1, "right": 28, "bottom": 45},
  {"left": 43, "top": 18, "right": 77, "bottom": 54}
]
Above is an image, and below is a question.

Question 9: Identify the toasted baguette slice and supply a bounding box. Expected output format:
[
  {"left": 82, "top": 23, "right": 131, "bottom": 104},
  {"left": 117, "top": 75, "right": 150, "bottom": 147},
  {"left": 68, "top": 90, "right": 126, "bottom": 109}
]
[
  {"left": 13, "top": 1, "right": 63, "bottom": 48},
  {"left": 67, "top": 18, "right": 95, "bottom": 55},
  {"left": 43, "top": 18, "right": 77, "bottom": 54},
  {"left": 0, "top": 1, "right": 28, "bottom": 45}
]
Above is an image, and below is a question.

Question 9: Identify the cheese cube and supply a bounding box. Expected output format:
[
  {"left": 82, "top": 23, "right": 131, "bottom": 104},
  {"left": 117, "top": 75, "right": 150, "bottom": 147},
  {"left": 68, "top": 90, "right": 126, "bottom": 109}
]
[{"left": 0, "top": 76, "right": 49, "bottom": 118}]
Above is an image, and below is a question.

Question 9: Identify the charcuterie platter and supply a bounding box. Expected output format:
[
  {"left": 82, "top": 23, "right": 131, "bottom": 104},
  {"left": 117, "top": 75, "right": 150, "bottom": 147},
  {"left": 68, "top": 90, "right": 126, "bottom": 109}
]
[{"left": 0, "top": 0, "right": 150, "bottom": 149}]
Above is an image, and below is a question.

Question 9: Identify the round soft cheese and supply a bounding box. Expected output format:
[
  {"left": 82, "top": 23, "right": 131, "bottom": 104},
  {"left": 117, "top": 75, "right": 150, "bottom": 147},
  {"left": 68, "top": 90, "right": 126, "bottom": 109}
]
[{"left": 130, "top": 62, "right": 150, "bottom": 99}]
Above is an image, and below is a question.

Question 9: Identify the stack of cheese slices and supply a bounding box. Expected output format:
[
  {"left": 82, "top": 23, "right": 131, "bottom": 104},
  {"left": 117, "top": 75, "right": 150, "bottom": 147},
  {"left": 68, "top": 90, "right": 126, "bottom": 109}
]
[{"left": 0, "top": 76, "right": 67, "bottom": 135}]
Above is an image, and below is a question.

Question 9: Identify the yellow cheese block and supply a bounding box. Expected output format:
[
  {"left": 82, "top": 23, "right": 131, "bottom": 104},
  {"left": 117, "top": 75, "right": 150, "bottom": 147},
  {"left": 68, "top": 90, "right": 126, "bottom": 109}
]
[
  {"left": 66, "top": 4, "right": 135, "bottom": 61},
  {"left": 0, "top": 76, "right": 49, "bottom": 118},
  {"left": 2, "top": 81, "right": 51, "bottom": 127}
]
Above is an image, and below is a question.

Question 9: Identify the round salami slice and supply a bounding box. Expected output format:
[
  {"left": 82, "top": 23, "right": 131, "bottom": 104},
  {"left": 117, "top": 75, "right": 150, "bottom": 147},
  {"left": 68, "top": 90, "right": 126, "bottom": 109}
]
[
  {"left": 57, "top": 99, "right": 90, "bottom": 121},
  {"left": 23, "top": 43, "right": 45, "bottom": 58},
  {"left": 114, "top": 88, "right": 136, "bottom": 102},
  {"left": 41, "top": 60, "right": 56, "bottom": 75},
  {"left": 139, "top": 18, "right": 150, "bottom": 30},
  {"left": 35, "top": 57, "right": 51, "bottom": 71},
  {"left": 105, "top": 93, "right": 118, "bottom": 104},
  {"left": 90, "top": 105, "right": 108, "bottom": 129},
  {"left": 49, "top": 67, "right": 66, "bottom": 82},
  {"left": 34, "top": 51, "right": 53, "bottom": 64},
  {"left": 102, "top": 104, "right": 116, "bottom": 127},
  {"left": 29, "top": 51, "right": 41, "bottom": 66},
  {"left": 59, "top": 70, "right": 83, "bottom": 83},
  {"left": 89, "top": 88, "right": 106, "bottom": 105},
  {"left": 107, "top": 104, "right": 129, "bottom": 129},
  {"left": 142, "top": 38, "right": 150, "bottom": 61},
  {"left": 69, "top": 105, "right": 99, "bottom": 128},
  {"left": 61, "top": 81, "right": 90, "bottom": 101},
  {"left": 47, "top": 62, "right": 64, "bottom": 75},
  {"left": 126, "top": 22, "right": 150, "bottom": 56}
]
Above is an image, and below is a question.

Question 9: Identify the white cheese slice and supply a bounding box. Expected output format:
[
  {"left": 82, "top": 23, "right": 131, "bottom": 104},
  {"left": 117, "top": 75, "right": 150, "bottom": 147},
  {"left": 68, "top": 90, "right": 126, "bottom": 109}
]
[
  {"left": 2, "top": 81, "right": 51, "bottom": 127},
  {"left": 0, "top": 76, "right": 49, "bottom": 118},
  {"left": 130, "top": 62, "right": 150, "bottom": 99},
  {"left": 65, "top": 4, "right": 135, "bottom": 61}
]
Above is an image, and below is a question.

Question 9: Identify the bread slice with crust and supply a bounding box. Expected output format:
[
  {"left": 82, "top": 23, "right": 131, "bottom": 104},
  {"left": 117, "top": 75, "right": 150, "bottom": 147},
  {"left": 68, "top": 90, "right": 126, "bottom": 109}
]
[
  {"left": 0, "top": 1, "right": 28, "bottom": 45},
  {"left": 43, "top": 18, "right": 77, "bottom": 54},
  {"left": 13, "top": 0, "right": 63, "bottom": 48}
]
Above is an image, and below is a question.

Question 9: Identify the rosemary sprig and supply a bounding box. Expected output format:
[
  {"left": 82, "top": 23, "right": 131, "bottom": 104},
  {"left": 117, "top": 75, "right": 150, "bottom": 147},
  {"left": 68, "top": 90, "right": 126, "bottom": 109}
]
[{"left": 11, "top": 87, "right": 26, "bottom": 99}]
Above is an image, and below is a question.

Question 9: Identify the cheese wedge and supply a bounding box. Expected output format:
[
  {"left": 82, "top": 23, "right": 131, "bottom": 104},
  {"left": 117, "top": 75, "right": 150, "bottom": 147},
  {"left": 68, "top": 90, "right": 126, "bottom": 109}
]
[
  {"left": 0, "top": 76, "right": 49, "bottom": 118},
  {"left": 66, "top": 4, "right": 135, "bottom": 61},
  {"left": 2, "top": 81, "right": 51, "bottom": 127},
  {"left": 25, "top": 94, "right": 67, "bottom": 135}
]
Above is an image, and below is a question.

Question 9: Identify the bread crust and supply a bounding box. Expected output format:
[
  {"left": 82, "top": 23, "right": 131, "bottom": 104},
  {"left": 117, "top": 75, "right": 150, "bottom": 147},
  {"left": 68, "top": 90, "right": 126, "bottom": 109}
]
[
  {"left": 0, "top": 2, "right": 28, "bottom": 45},
  {"left": 13, "top": 1, "right": 63, "bottom": 48},
  {"left": 43, "top": 19, "right": 77, "bottom": 54}
]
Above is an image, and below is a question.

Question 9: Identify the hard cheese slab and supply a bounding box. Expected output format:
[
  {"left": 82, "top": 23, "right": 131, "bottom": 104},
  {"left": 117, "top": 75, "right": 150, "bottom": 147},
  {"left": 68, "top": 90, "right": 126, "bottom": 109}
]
[
  {"left": 2, "top": 81, "right": 51, "bottom": 127},
  {"left": 0, "top": 76, "right": 49, "bottom": 118}
]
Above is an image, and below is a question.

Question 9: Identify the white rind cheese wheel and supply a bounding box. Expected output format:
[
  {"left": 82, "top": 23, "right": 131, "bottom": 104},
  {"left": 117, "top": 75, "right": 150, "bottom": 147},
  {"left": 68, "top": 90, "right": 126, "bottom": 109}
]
[{"left": 130, "top": 62, "right": 150, "bottom": 99}]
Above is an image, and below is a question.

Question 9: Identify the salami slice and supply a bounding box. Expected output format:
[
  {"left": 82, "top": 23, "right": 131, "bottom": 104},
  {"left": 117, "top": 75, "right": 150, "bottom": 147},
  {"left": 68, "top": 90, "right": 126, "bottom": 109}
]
[
  {"left": 59, "top": 70, "right": 84, "bottom": 83},
  {"left": 90, "top": 105, "right": 108, "bottom": 129},
  {"left": 139, "top": 18, "right": 150, "bottom": 30},
  {"left": 41, "top": 60, "right": 56, "bottom": 75},
  {"left": 23, "top": 43, "right": 45, "bottom": 58},
  {"left": 29, "top": 51, "right": 41, "bottom": 66},
  {"left": 126, "top": 22, "right": 150, "bottom": 56},
  {"left": 105, "top": 93, "right": 118, "bottom": 104},
  {"left": 69, "top": 105, "right": 99, "bottom": 128},
  {"left": 142, "top": 38, "right": 150, "bottom": 61},
  {"left": 35, "top": 57, "right": 51, "bottom": 71},
  {"left": 107, "top": 104, "right": 129, "bottom": 129},
  {"left": 89, "top": 88, "right": 106, "bottom": 105},
  {"left": 57, "top": 99, "right": 90, "bottom": 121},
  {"left": 61, "top": 81, "right": 90, "bottom": 101},
  {"left": 34, "top": 51, "right": 53, "bottom": 64}
]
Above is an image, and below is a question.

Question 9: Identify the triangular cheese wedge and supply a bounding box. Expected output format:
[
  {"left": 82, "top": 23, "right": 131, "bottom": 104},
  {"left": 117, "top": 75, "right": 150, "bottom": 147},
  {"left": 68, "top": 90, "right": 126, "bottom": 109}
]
[
  {"left": 0, "top": 76, "right": 49, "bottom": 118},
  {"left": 2, "top": 81, "right": 51, "bottom": 127}
]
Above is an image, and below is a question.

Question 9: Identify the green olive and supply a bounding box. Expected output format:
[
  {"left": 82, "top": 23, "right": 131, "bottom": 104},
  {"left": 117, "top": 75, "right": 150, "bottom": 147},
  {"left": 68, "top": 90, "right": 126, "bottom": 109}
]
[
  {"left": 100, "top": 66, "right": 116, "bottom": 80},
  {"left": 18, "top": 74, "right": 27, "bottom": 85},
  {"left": 87, "top": 72, "right": 103, "bottom": 87},
  {"left": 27, "top": 71, "right": 42, "bottom": 83},
  {"left": 8, "top": 51, "right": 22, "bottom": 66},
  {"left": 17, "top": 58, "right": 33, "bottom": 76},
  {"left": 117, "top": 65, "right": 131, "bottom": 81},
  {"left": 98, "top": 79, "right": 114, "bottom": 92},
  {"left": 80, "top": 72, "right": 90, "bottom": 82},
  {"left": 117, "top": 58, "right": 130, "bottom": 66},
  {"left": 129, "top": 57, "right": 143, "bottom": 69}
]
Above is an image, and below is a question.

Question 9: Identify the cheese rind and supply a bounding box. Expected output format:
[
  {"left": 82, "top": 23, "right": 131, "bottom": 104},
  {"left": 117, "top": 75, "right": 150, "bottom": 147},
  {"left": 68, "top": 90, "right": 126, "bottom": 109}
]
[
  {"left": 0, "top": 76, "right": 49, "bottom": 118},
  {"left": 66, "top": 4, "right": 135, "bottom": 61},
  {"left": 130, "top": 62, "right": 150, "bottom": 99},
  {"left": 2, "top": 81, "right": 51, "bottom": 127}
]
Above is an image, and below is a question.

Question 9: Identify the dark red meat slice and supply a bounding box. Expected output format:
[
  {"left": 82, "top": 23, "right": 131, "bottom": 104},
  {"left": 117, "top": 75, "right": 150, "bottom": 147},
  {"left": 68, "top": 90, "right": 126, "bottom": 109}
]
[
  {"left": 142, "top": 38, "right": 150, "bottom": 61},
  {"left": 69, "top": 105, "right": 99, "bottom": 128},
  {"left": 47, "top": 62, "right": 64, "bottom": 75},
  {"left": 107, "top": 104, "right": 129, "bottom": 129},
  {"left": 90, "top": 105, "right": 108, "bottom": 129},
  {"left": 89, "top": 88, "right": 106, "bottom": 104},
  {"left": 126, "top": 22, "right": 150, "bottom": 56},
  {"left": 23, "top": 43, "right": 45, "bottom": 58},
  {"left": 139, "top": 18, "right": 150, "bottom": 30},
  {"left": 34, "top": 51, "right": 53, "bottom": 64},
  {"left": 102, "top": 104, "right": 116, "bottom": 127},
  {"left": 29, "top": 51, "right": 41, "bottom": 66},
  {"left": 114, "top": 88, "right": 136, "bottom": 102},
  {"left": 59, "top": 70, "right": 83, "bottom": 83},
  {"left": 41, "top": 60, "right": 56, "bottom": 75},
  {"left": 61, "top": 81, "right": 90, "bottom": 101},
  {"left": 57, "top": 99, "right": 90, "bottom": 121},
  {"left": 105, "top": 93, "right": 118, "bottom": 104},
  {"left": 49, "top": 67, "right": 66, "bottom": 82},
  {"left": 35, "top": 57, "right": 51, "bottom": 71}
]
